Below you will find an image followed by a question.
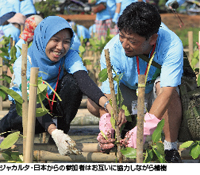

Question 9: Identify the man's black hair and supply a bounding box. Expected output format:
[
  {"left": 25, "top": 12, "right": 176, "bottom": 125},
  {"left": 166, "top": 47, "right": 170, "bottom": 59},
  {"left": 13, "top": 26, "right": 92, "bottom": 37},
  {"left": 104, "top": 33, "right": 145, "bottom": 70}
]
[{"left": 118, "top": 2, "right": 161, "bottom": 40}]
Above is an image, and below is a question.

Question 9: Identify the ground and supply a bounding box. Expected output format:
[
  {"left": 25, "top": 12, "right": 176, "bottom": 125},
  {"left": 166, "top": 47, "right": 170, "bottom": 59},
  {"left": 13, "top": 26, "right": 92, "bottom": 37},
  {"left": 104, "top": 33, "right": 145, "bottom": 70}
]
[
  {"left": 57, "top": 13, "right": 200, "bottom": 31},
  {"left": 160, "top": 13, "right": 200, "bottom": 32}
]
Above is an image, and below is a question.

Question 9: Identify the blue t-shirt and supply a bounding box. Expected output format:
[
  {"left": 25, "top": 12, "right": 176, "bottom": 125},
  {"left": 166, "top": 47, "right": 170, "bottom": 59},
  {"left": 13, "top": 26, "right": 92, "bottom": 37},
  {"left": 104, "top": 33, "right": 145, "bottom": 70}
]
[
  {"left": 119, "top": 0, "right": 146, "bottom": 15},
  {"left": 96, "top": 0, "right": 122, "bottom": 21},
  {"left": 20, "top": 0, "right": 36, "bottom": 16},
  {"left": 76, "top": 25, "right": 90, "bottom": 39},
  {"left": 100, "top": 25, "right": 183, "bottom": 94},
  {"left": 9, "top": 49, "right": 87, "bottom": 102},
  {"left": 0, "top": 24, "right": 20, "bottom": 44}
]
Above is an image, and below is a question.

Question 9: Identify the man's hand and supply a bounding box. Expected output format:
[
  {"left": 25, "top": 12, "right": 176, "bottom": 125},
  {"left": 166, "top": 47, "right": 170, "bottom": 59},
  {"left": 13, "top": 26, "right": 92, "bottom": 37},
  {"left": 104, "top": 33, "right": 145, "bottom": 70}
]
[
  {"left": 97, "top": 113, "right": 115, "bottom": 153},
  {"left": 97, "top": 130, "right": 115, "bottom": 153},
  {"left": 120, "top": 113, "right": 160, "bottom": 148},
  {"left": 51, "top": 129, "right": 81, "bottom": 155}
]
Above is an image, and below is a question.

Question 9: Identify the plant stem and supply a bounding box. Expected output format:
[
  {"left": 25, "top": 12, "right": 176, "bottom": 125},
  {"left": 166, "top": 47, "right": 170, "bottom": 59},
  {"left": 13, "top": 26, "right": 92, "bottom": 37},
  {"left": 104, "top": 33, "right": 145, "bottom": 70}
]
[{"left": 104, "top": 49, "right": 123, "bottom": 163}]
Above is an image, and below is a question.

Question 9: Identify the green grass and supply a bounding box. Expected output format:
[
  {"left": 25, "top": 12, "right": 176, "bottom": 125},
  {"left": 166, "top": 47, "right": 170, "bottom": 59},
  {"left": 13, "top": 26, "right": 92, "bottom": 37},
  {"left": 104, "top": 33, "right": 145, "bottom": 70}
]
[{"left": 174, "top": 27, "right": 200, "bottom": 48}]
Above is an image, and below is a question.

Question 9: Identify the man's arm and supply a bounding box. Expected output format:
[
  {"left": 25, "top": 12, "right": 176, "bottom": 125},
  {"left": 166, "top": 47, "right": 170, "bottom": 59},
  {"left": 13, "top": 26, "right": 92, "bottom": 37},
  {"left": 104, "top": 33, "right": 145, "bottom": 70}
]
[{"left": 149, "top": 86, "right": 177, "bottom": 119}]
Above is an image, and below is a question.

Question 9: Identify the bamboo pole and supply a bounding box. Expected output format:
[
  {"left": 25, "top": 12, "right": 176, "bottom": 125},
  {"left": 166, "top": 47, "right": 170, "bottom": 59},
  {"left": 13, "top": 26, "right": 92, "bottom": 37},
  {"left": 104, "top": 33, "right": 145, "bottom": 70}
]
[
  {"left": 33, "top": 151, "right": 132, "bottom": 162},
  {"left": 24, "top": 67, "right": 39, "bottom": 163},
  {"left": 21, "top": 43, "right": 28, "bottom": 159},
  {"left": 188, "top": 31, "right": 193, "bottom": 63},
  {"left": 136, "top": 75, "right": 146, "bottom": 163},
  {"left": 14, "top": 143, "right": 100, "bottom": 153},
  {"left": 0, "top": 142, "right": 197, "bottom": 162},
  {"left": 104, "top": 49, "right": 123, "bottom": 163}
]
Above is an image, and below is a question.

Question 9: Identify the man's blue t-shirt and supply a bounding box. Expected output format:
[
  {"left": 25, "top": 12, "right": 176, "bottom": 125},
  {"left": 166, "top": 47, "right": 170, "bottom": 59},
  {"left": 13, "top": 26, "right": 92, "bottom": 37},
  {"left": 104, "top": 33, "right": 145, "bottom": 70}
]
[{"left": 100, "top": 25, "right": 183, "bottom": 94}]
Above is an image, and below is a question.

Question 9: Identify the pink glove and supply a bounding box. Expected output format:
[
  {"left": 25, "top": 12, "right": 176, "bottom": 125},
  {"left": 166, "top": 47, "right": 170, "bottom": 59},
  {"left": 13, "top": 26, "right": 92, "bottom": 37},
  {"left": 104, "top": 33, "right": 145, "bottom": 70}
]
[
  {"left": 97, "top": 113, "right": 115, "bottom": 153},
  {"left": 120, "top": 113, "right": 160, "bottom": 148}
]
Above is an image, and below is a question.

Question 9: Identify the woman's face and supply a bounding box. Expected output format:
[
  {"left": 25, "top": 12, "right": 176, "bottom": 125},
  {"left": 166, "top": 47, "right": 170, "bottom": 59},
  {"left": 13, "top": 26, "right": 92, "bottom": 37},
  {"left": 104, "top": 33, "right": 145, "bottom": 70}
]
[{"left": 45, "top": 29, "right": 72, "bottom": 62}]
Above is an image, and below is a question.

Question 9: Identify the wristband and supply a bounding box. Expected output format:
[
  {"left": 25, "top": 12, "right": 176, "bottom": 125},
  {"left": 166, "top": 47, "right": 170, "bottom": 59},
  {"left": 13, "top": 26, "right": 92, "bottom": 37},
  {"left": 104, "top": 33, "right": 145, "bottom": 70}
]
[{"left": 104, "top": 100, "right": 110, "bottom": 111}]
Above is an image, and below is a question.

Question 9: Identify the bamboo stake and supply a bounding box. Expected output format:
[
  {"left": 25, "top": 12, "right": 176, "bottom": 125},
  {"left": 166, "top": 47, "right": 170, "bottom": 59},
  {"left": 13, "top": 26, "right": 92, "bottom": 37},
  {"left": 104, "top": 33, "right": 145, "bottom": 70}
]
[
  {"left": 104, "top": 49, "right": 123, "bottom": 163},
  {"left": 188, "top": 31, "right": 193, "bottom": 63},
  {"left": 24, "top": 67, "right": 39, "bottom": 163},
  {"left": 21, "top": 43, "right": 28, "bottom": 160},
  {"left": 33, "top": 151, "right": 132, "bottom": 162},
  {"left": 0, "top": 142, "right": 196, "bottom": 162},
  {"left": 136, "top": 74, "right": 146, "bottom": 163}
]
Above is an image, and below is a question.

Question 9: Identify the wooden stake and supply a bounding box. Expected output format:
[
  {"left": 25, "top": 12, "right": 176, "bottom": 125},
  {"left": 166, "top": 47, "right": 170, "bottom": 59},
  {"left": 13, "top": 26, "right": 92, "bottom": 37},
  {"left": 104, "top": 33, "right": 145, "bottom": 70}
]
[
  {"left": 136, "top": 74, "right": 146, "bottom": 163},
  {"left": 24, "top": 67, "right": 39, "bottom": 163},
  {"left": 188, "top": 31, "right": 193, "bottom": 63},
  {"left": 104, "top": 49, "right": 123, "bottom": 163},
  {"left": 21, "top": 43, "right": 28, "bottom": 160}
]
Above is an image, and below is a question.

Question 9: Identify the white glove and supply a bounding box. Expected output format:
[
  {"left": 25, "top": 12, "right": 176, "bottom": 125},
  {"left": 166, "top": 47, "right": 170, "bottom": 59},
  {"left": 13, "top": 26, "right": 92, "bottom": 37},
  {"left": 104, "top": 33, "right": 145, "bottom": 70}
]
[{"left": 51, "top": 129, "right": 81, "bottom": 155}]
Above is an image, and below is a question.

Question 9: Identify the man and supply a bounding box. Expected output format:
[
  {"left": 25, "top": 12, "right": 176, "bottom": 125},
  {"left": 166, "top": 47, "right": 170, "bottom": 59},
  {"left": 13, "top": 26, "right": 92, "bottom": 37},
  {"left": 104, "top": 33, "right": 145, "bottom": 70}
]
[{"left": 87, "top": 2, "right": 183, "bottom": 163}]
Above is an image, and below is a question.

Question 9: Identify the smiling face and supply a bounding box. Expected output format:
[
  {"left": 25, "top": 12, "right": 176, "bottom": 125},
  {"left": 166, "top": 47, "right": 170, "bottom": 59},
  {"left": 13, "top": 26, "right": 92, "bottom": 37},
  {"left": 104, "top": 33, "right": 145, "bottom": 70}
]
[
  {"left": 119, "top": 29, "right": 157, "bottom": 57},
  {"left": 45, "top": 28, "right": 72, "bottom": 62}
]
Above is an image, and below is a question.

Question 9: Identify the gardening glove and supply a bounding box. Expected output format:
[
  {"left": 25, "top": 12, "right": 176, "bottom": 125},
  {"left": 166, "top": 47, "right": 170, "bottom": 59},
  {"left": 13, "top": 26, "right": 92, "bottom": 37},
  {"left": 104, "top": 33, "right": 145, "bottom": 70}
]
[
  {"left": 51, "top": 129, "right": 81, "bottom": 155},
  {"left": 97, "top": 113, "right": 115, "bottom": 153},
  {"left": 112, "top": 13, "right": 119, "bottom": 24},
  {"left": 111, "top": 13, "right": 119, "bottom": 28},
  {"left": 120, "top": 113, "right": 160, "bottom": 148}
]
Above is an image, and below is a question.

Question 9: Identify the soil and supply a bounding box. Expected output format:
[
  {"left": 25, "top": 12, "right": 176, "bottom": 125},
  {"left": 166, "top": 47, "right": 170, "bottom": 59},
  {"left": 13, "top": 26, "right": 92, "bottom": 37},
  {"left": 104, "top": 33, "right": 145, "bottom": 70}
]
[{"left": 57, "top": 13, "right": 200, "bottom": 31}]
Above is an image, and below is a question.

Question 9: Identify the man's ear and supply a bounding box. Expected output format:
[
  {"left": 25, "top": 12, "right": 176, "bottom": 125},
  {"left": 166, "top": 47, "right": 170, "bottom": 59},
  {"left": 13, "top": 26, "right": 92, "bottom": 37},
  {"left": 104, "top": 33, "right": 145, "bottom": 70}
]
[{"left": 149, "top": 33, "right": 158, "bottom": 46}]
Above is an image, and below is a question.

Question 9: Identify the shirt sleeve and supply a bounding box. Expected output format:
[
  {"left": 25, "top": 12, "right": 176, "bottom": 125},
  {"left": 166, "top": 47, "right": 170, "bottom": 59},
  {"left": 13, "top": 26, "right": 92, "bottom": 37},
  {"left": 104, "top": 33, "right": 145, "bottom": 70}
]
[
  {"left": 160, "top": 41, "right": 183, "bottom": 88},
  {"left": 64, "top": 49, "right": 87, "bottom": 74}
]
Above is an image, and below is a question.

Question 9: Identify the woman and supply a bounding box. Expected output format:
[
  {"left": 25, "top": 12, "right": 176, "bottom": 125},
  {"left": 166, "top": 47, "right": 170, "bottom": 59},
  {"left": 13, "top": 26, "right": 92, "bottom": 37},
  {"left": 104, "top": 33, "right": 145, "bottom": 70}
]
[
  {"left": 15, "top": 15, "right": 43, "bottom": 58},
  {"left": 0, "top": 16, "right": 115, "bottom": 155}
]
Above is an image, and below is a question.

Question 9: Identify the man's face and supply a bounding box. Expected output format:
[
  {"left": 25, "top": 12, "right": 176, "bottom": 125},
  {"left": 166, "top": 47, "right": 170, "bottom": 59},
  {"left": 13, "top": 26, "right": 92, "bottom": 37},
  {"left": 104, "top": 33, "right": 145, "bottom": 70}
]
[{"left": 119, "top": 29, "right": 153, "bottom": 57}]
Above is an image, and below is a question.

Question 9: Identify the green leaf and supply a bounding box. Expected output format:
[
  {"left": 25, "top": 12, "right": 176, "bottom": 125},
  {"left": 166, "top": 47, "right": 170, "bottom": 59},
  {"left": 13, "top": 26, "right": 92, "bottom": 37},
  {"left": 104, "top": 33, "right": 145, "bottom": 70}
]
[
  {"left": 121, "top": 105, "right": 130, "bottom": 116},
  {"left": 83, "top": 59, "right": 92, "bottom": 66},
  {"left": 152, "top": 119, "right": 165, "bottom": 143},
  {"left": 143, "top": 149, "right": 154, "bottom": 163},
  {"left": 0, "top": 86, "right": 23, "bottom": 104},
  {"left": 190, "top": 143, "right": 200, "bottom": 159},
  {"left": 110, "top": 113, "right": 115, "bottom": 130},
  {"left": 15, "top": 102, "right": 22, "bottom": 117},
  {"left": 0, "top": 90, "right": 6, "bottom": 100},
  {"left": 153, "top": 148, "right": 166, "bottom": 163},
  {"left": 2, "top": 150, "right": 12, "bottom": 161},
  {"left": 37, "top": 83, "right": 47, "bottom": 95},
  {"left": 10, "top": 46, "right": 17, "bottom": 60},
  {"left": 98, "top": 68, "right": 108, "bottom": 82},
  {"left": 36, "top": 107, "right": 48, "bottom": 117},
  {"left": 156, "top": 142, "right": 165, "bottom": 155},
  {"left": 180, "top": 141, "right": 194, "bottom": 149},
  {"left": 100, "top": 130, "right": 108, "bottom": 140},
  {"left": 0, "top": 131, "right": 20, "bottom": 150},
  {"left": 2, "top": 74, "right": 12, "bottom": 84},
  {"left": 120, "top": 147, "right": 137, "bottom": 159},
  {"left": 11, "top": 152, "right": 22, "bottom": 162},
  {"left": 79, "top": 45, "right": 85, "bottom": 53},
  {"left": 197, "top": 74, "right": 200, "bottom": 86}
]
